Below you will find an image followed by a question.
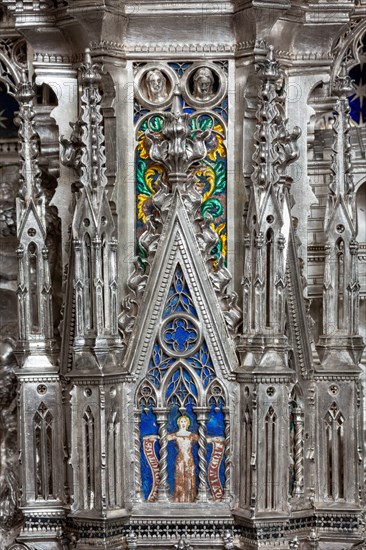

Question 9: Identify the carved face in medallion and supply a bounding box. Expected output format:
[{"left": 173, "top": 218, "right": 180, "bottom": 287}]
[
  {"left": 192, "top": 67, "right": 215, "bottom": 101},
  {"left": 145, "top": 69, "right": 168, "bottom": 103}
]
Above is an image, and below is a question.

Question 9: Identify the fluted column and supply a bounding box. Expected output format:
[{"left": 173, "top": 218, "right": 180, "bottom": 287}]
[
  {"left": 156, "top": 408, "right": 169, "bottom": 502},
  {"left": 194, "top": 407, "right": 209, "bottom": 501}
]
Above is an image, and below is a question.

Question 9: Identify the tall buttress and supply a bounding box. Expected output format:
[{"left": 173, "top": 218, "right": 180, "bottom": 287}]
[{"left": 15, "top": 72, "right": 65, "bottom": 547}]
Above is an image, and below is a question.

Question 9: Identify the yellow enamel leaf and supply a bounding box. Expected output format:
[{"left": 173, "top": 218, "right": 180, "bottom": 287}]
[
  {"left": 137, "top": 193, "right": 150, "bottom": 223},
  {"left": 145, "top": 164, "right": 165, "bottom": 194},
  {"left": 211, "top": 222, "right": 227, "bottom": 259},
  {"left": 207, "top": 123, "right": 226, "bottom": 161},
  {"left": 137, "top": 136, "right": 149, "bottom": 160},
  {"left": 195, "top": 166, "right": 215, "bottom": 202}
]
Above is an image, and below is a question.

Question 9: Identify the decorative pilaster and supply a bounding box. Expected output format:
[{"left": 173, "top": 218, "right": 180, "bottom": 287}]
[
  {"left": 14, "top": 72, "right": 65, "bottom": 548},
  {"left": 238, "top": 46, "right": 301, "bottom": 518},
  {"left": 314, "top": 64, "right": 364, "bottom": 510},
  {"left": 67, "top": 49, "right": 125, "bottom": 529},
  {"left": 69, "top": 49, "right": 122, "bottom": 359}
]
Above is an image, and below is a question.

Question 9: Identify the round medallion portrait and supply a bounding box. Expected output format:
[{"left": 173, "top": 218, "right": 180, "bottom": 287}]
[
  {"left": 181, "top": 62, "right": 227, "bottom": 109},
  {"left": 134, "top": 63, "right": 178, "bottom": 110}
]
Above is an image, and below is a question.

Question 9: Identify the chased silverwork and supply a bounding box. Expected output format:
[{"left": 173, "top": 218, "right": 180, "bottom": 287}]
[{"left": 0, "top": 2, "right": 365, "bottom": 549}]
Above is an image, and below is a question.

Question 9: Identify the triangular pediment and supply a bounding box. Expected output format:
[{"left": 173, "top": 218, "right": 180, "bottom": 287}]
[
  {"left": 17, "top": 198, "right": 46, "bottom": 240},
  {"left": 257, "top": 185, "right": 284, "bottom": 228},
  {"left": 125, "top": 191, "right": 238, "bottom": 383},
  {"left": 96, "top": 189, "right": 115, "bottom": 235},
  {"left": 72, "top": 188, "right": 97, "bottom": 236},
  {"left": 326, "top": 195, "right": 355, "bottom": 238},
  {"left": 246, "top": 184, "right": 284, "bottom": 233}
]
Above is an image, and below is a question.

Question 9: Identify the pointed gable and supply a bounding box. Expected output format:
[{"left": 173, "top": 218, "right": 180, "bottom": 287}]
[
  {"left": 125, "top": 191, "right": 238, "bottom": 383},
  {"left": 17, "top": 198, "right": 46, "bottom": 241}
]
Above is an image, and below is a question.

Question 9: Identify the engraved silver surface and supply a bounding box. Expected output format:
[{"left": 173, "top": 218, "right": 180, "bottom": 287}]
[{"left": 0, "top": 2, "right": 364, "bottom": 549}]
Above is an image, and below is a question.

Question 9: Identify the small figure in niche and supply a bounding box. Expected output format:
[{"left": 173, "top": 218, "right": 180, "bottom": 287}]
[
  {"left": 167, "top": 415, "right": 198, "bottom": 502},
  {"left": 192, "top": 67, "right": 215, "bottom": 101},
  {"left": 145, "top": 69, "right": 168, "bottom": 103}
]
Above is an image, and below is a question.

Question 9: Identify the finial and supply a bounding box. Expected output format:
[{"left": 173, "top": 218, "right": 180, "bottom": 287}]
[
  {"left": 171, "top": 84, "right": 183, "bottom": 116},
  {"left": 257, "top": 44, "right": 281, "bottom": 80},
  {"left": 333, "top": 62, "right": 353, "bottom": 97},
  {"left": 84, "top": 47, "right": 92, "bottom": 66},
  {"left": 80, "top": 47, "right": 101, "bottom": 85},
  {"left": 15, "top": 70, "right": 35, "bottom": 103}
]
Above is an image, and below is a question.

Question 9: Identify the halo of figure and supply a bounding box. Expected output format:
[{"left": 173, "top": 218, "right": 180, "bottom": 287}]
[
  {"left": 145, "top": 69, "right": 168, "bottom": 103},
  {"left": 192, "top": 67, "right": 215, "bottom": 101},
  {"left": 167, "top": 415, "right": 199, "bottom": 502}
]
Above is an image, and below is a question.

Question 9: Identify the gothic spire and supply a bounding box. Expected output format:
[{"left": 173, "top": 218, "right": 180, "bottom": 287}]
[
  {"left": 327, "top": 62, "right": 355, "bottom": 228},
  {"left": 79, "top": 48, "right": 108, "bottom": 207},
  {"left": 242, "top": 46, "right": 301, "bottom": 344},
  {"left": 316, "top": 63, "right": 364, "bottom": 367},
  {"left": 251, "top": 46, "right": 301, "bottom": 214},
  {"left": 70, "top": 49, "right": 121, "bottom": 369},
  {"left": 15, "top": 71, "right": 54, "bottom": 359},
  {"left": 16, "top": 70, "right": 44, "bottom": 226}
]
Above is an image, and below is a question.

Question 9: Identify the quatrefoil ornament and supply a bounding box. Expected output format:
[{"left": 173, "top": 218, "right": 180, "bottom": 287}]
[{"left": 159, "top": 313, "right": 202, "bottom": 358}]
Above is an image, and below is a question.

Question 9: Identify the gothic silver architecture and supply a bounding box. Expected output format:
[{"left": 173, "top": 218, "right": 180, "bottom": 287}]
[{"left": 0, "top": 1, "right": 365, "bottom": 549}]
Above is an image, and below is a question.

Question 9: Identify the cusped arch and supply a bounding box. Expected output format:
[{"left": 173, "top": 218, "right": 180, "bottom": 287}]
[
  {"left": 355, "top": 180, "right": 366, "bottom": 242},
  {"left": 0, "top": 50, "right": 21, "bottom": 95},
  {"left": 331, "top": 18, "right": 366, "bottom": 81},
  {"left": 159, "top": 359, "right": 204, "bottom": 408},
  {"left": 135, "top": 378, "right": 157, "bottom": 410},
  {"left": 206, "top": 378, "right": 227, "bottom": 409},
  {"left": 290, "top": 383, "right": 304, "bottom": 408}
]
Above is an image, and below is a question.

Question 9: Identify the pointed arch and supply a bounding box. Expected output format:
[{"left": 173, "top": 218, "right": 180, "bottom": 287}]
[
  {"left": 28, "top": 241, "right": 39, "bottom": 332},
  {"left": 324, "top": 402, "right": 345, "bottom": 500},
  {"left": 126, "top": 193, "right": 238, "bottom": 384},
  {"left": 82, "top": 406, "right": 95, "bottom": 509},
  {"left": 206, "top": 379, "right": 227, "bottom": 408},
  {"left": 265, "top": 228, "right": 274, "bottom": 328},
  {"left": 241, "top": 404, "right": 252, "bottom": 508},
  {"left": 83, "top": 232, "right": 93, "bottom": 331},
  {"left": 107, "top": 409, "right": 120, "bottom": 508},
  {"left": 336, "top": 237, "right": 345, "bottom": 329},
  {"left": 33, "top": 402, "right": 54, "bottom": 500},
  {"left": 136, "top": 378, "right": 157, "bottom": 409},
  {"left": 264, "top": 405, "right": 277, "bottom": 510},
  {"left": 163, "top": 362, "right": 200, "bottom": 409},
  {"left": 356, "top": 181, "right": 366, "bottom": 243}
]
